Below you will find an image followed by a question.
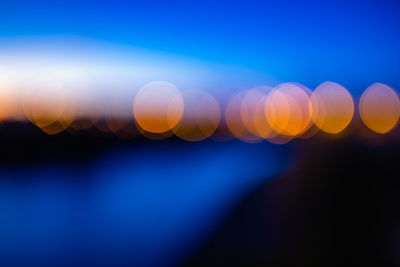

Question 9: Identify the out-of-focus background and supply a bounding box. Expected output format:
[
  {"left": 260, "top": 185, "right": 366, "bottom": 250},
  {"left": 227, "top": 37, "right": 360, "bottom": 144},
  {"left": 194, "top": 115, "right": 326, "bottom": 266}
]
[{"left": 1, "top": 0, "right": 400, "bottom": 265}]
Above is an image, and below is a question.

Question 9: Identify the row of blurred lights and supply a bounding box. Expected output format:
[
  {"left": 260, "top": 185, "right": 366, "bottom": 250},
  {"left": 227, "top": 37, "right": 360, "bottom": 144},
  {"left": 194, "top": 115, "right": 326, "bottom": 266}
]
[{"left": 0, "top": 81, "right": 399, "bottom": 143}]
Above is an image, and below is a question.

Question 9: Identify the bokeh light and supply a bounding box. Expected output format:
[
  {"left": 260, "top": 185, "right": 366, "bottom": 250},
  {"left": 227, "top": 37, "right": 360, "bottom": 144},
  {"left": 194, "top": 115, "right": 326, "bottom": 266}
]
[
  {"left": 172, "top": 90, "right": 220, "bottom": 142},
  {"left": 264, "top": 83, "right": 312, "bottom": 137},
  {"left": 0, "top": 71, "right": 397, "bottom": 141},
  {"left": 225, "top": 92, "right": 263, "bottom": 143},
  {"left": 359, "top": 83, "right": 400, "bottom": 134},
  {"left": 40, "top": 94, "right": 76, "bottom": 135},
  {"left": 22, "top": 83, "right": 67, "bottom": 128},
  {"left": 133, "top": 81, "right": 184, "bottom": 134},
  {"left": 310, "top": 81, "right": 354, "bottom": 134},
  {"left": 241, "top": 86, "right": 276, "bottom": 139}
]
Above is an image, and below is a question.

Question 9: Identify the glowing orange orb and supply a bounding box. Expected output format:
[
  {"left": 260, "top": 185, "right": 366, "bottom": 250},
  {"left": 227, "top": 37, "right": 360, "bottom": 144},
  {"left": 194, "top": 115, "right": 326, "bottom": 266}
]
[
  {"left": 265, "top": 83, "right": 312, "bottom": 137},
  {"left": 359, "top": 83, "right": 400, "bottom": 134},
  {"left": 311, "top": 81, "right": 354, "bottom": 134},
  {"left": 133, "top": 81, "right": 184, "bottom": 134}
]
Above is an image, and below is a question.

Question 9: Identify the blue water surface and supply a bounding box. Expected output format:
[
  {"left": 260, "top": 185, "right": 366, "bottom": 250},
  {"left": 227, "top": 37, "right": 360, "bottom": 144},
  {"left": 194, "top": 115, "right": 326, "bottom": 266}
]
[{"left": 0, "top": 140, "right": 290, "bottom": 265}]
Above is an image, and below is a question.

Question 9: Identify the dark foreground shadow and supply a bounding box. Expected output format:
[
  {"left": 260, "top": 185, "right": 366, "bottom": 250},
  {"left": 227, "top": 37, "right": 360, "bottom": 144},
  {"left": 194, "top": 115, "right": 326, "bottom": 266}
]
[{"left": 188, "top": 135, "right": 400, "bottom": 266}]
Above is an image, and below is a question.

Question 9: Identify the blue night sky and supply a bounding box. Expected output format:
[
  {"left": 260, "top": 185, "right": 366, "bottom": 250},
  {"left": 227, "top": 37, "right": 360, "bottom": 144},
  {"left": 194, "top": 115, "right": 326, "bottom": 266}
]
[{"left": 0, "top": 0, "right": 400, "bottom": 94}]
